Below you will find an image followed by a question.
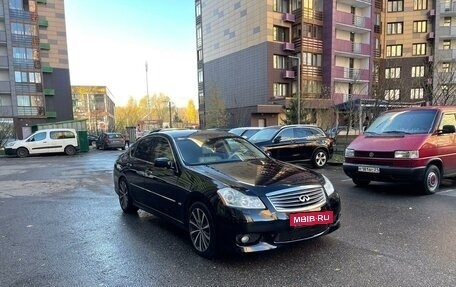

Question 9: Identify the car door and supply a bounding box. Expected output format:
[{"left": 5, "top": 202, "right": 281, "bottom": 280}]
[
  {"left": 294, "top": 127, "right": 315, "bottom": 160},
  {"left": 26, "top": 131, "right": 52, "bottom": 154},
  {"left": 269, "top": 127, "right": 296, "bottom": 161},
  {"left": 127, "top": 137, "right": 154, "bottom": 205},
  {"left": 436, "top": 112, "right": 456, "bottom": 174},
  {"left": 141, "top": 136, "right": 186, "bottom": 221}
]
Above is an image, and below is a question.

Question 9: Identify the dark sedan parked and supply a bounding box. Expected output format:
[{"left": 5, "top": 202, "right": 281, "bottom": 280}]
[
  {"left": 249, "top": 125, "right": 334, "bottom": 168},
  {"left": 96, "top": 132, "right": 125, "bottom": 150},
  {"left": 113, "top": 129, "right": 340, "bottom": 258}
]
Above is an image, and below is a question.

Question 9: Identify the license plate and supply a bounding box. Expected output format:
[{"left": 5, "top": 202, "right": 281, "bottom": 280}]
[
  {"left": 289, "top": 211, "right": 333, "bottom": 227},
  {"left": 358, "top": 166, "right": 380, "bottom": 173}
]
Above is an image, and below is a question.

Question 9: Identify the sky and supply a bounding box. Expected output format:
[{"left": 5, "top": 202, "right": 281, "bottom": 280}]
[{"left": 64, "top": 0, "right": 198, "bottom": 108}]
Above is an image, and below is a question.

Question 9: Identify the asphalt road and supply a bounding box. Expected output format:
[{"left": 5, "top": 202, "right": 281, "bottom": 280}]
[{"left": 0, "top": 149, "right": 455, "bottom": 287}]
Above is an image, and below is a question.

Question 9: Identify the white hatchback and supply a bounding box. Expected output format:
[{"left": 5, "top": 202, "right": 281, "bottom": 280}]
[{"left": 5, "top": 128, "right": 79, "bottom": 158}]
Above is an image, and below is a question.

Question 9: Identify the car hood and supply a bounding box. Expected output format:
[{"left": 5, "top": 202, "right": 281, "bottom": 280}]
[
  {"left": 348, "top": 133, "right": 429, "bottom": 151},
  {"left": 188, "top": 159, "right": 323, "bottom": 196},
  {"left": 6, "top": 139, "right": 25, "bottom": 148}
]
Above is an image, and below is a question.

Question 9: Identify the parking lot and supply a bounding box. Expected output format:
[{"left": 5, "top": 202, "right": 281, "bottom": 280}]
[{"left": 0, "top": 149, "right": 455, "bottom": 286}]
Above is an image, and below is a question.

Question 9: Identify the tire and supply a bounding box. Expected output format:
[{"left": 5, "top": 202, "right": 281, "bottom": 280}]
[
  {"left": 117, "top": 178, "right": 138, "bottom": 214},
  {"left": 312, "top": 149, "right": 328, "bottom": 168},
  {"left": 16, "top": 147, "right": 29, "bottom": 158},
  {"left": 353, "top": 178, "right": 370, "bottom": 187},
  {"left": 188, "top": 202, "right": 217, "bottom": 259},
  {"left": 64, "top": 145, "right": 76, "bottom": 156},
  {"left": 422, "top": 165, "right": 440, "bottom": 195}
]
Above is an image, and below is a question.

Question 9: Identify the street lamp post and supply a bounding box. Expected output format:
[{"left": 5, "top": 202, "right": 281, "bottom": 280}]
[
  {"left": 288, "top": 55, "right": 301, "bottom": 124},
  {"left": 168, "top": 101, "right": 172, "bottom": 128}
]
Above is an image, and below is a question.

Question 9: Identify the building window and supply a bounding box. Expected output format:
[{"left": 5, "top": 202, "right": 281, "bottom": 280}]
[
  {"left": 302, "top": 23, "right": 322, "bottom": 39},
  {"left": 291, "top": 0, "right": 301, "bottom": 11},
  {"left": 412, "top": 43, "right": 426, "bottom": 55},
  {"left": 273, "top": 26, "right": 289, "bottom": 42},
  {"left": 292, "top": 24, "right": 301, "bottom": 39},
  {"left": 17, "top": 95, "right": 31, "bottom": 106},
  {"left": 413, "top": 0, "right": 427, "bottom": 10},
  {"left": 195, "top": 0, "right": 201, "bottom": 17},
  {"left": 443, "top": 40, "right": 451, "bottom": 50},
  {"left": 197, "top": 50, "right": 203, "bottom": 61},
  {"left": 413, "top": 21, "right": 427, "bottom": 33},
  {"left": 273, "top": 55, "right": 288, "bottom": 69},
  {"left": 196, "top": 24, "right": 202, "bottom": 48},
  {"left": 442, "top": 62, "right": 450, "bottom": 72},
  {"left": 9, "top": 0, "right": 30, "bottom": 11},
  {"left": 273, "top": 83, "right": 288, "bottom": 98},
  {"left": 274, "top": 0, "right": 290, "bottom": 13},
  {"left": 387, "top": 0, "right": 404, "bottom": 12},
  {"left": 410, "top": 88, "right": 424, "bottom": 99},
  {"left": 384, "top": 89, "right": 400, "bottom": 100},
  {"left": 198, "top": 69, "right": 203, "bottom": 83},
  {"left": 11, "top": 22, "right": 37, "bottom": 36},
  {"left": 387, "top": 22, "right": 403, "bottom": 34},
  {"left": 302, "top": 80, "right": 321, "bottom": 94},
  {"left": 411, "top": 66, "right": 425, "bottom": 77},
  {"left": 444, "top": 17, "right": 451, "bottom": 27},
  {"left": 386, "top": 45, "right": 403, "bottom": 57},
  {"left": 14, "top": 71, "right": 41, "bottom": 83},
  {"left": 302, "top": 52, "right": 321, "bottom": 67},
  {"left": 385, "top": 67, "right": 401, "bottom": 79}
]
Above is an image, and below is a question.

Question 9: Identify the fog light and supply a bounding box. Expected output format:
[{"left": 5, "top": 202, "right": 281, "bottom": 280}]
[{"left": 241, "top": 235, "right": 250, "bottom": 244}]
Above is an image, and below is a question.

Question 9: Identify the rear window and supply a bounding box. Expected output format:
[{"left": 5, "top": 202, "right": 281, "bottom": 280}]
[{"left": 108, "top": 133, "right": 123, "bottom": 139}]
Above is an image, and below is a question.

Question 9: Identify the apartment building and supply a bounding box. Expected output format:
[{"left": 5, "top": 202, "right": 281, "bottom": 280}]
[
  {"left": 195, "top": 0, "right": 374, "bottom": 128},
  {"left": 72, "top": 86, "right": 115, "bottom": 134},
  {"left": 0, "top": 0, "right": 72, "bottom": 139}
]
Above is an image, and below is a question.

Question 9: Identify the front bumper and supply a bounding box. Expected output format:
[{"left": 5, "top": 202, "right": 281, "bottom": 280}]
[
  {"left": 215, "top": 192, "right": 341, "bottom": 253},
  {"left": 4, "top": 148, "right": 17, "bottom": 156},
  {"left": 343, "top": 163, "right": 426, "bottom": 183}
]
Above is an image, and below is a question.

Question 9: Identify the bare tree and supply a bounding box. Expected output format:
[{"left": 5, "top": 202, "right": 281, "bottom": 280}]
[
  {"left": 0, "top": 119, "right": 15, "bottom": 148},
  {"left": 205, "top": 86, "right": 229, "bottom": 128}
]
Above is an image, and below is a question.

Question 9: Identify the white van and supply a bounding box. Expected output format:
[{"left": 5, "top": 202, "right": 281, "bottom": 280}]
[{"left": 5, "top": 128, "right": 79, "bottom": 158}]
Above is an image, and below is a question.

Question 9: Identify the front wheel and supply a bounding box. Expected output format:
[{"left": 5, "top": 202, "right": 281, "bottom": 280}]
[
  {"left": 118, "top": 178, "right": 138, "bottom": 214},
  {"left": 188, "top": 202, "right": 217, "bottom": 259},
  {"left": 312, "top": 149, "right": 328, "bottom": 168},
  {"left": 16, "top": 147, "right": 29, "bottom": 158},
  {"left": 422, "top": 165, "right": 440, "bottom": 195}
]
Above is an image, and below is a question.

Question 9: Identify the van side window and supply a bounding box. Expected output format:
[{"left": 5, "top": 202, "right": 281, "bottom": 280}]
[
  {"left": 30, "top": 132, "right": 46, "bottom": 141},
  {"left": 439, "top": 114, "right": 456, "bottom": 131}
]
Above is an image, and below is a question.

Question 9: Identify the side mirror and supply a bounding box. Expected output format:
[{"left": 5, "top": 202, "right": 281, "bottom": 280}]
[
  {"left": 441, "top": 125, "right": 456, "bottom": 134},
  {"left": 154, "top": 157, "right": 172, "bottom": 168},
  {"left": 273, "top": 136, "right": 281, "bottom": 143}
]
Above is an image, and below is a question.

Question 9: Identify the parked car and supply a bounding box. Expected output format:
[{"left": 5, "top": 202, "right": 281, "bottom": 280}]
[
  {"left": 113, "top": 129, "right": 340, "bottom": 258},
  {"left": 229, "top": 127, "right": 263, "bottom": 139},
  {"left": 4, "top": 128, "right": 79, "bottom": 158},
  {"left": 96, "top": 132, "right": 125, "bottom": 150},
  {"left": 249, "top": 125, "right": 334, "bottom": 168},
  {"left": 87, "top": 134, "right": 98, "bottom": 146},
  {"left": 343, "top": 106, "right": 456, "bottom": 194}
]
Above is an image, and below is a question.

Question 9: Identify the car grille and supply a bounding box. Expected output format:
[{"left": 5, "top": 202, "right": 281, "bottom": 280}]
[
  {"left": 274, "top": 225, "right": 328, "bottom": 243},
  {"left": 266, "top": 185, "right": 326, "bottom": 213},
  {"left": 355, "top": 151, "right": 394, "bottom": 158}
]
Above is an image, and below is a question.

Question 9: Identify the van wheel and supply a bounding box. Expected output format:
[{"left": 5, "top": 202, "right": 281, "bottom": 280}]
[
  {"left": 64, "top": 145, "right": 76, "bottom": 156},
  {"left": 353, "top": 178, "right": 370, "bottom": 186},
  {"left": 422, "top": 165, "right": 440, "bottom": 195},
  {"left": 16, "top": 147, "right": 29, "bottom": 158},
  {"left": 312, "top": 149, "right": 328, "bottom": 168}
]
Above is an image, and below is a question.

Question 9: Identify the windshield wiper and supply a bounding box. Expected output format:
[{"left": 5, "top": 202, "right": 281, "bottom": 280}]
[{"left": 382, "top": 130, "right": 410, "bottom": 134}]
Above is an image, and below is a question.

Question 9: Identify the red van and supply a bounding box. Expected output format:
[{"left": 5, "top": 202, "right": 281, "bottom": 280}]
[{"left": 343, "top": 106, "right": 456, "bottom": 194}]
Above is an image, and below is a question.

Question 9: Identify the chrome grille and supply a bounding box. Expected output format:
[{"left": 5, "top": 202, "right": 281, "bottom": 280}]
[{"left": 266, "top": 185, "right": 326, "bottom": 213}]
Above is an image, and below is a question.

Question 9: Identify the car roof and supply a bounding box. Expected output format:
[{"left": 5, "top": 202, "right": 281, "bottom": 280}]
[{"left": 385, "top": 106, "right": 455, "bottom": 113}]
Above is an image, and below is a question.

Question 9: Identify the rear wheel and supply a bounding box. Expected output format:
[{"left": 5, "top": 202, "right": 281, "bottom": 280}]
[
  {"left": 16, "top": 147, "right": 29, "bottom": 158},
  {"left": 312, "top": 149, "right": 328, "bottom": 168},
  {"left": 422, "top": 165, "right": 440, "bottom": 195},
  {"left": 188, "top": 202, "right": 217, "bottom": 259},
  {"left": 118, "top": 178, "right": 138, "bottom": 214},
  {"left": 353, "top": 178, "right": 370, "bottom": 186},
  {"left": 64, "top": 145, "right": 76, "bottom": 156}
]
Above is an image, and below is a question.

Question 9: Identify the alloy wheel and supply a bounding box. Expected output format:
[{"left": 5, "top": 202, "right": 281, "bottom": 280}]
[{"left": 189, "top": 207, "right": 211, "bottom": 252}]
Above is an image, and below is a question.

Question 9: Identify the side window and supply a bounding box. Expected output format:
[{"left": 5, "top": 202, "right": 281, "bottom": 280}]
[
  {"left": 30, "top": 131, "right": 46, "bottom": 141},
  {"left": 153, "top": 137, "right": 174, "bottom": 161},
  {"left": 295, "top": 128, "right": 312, "bottom": 138},
  {"left": 134, "top": 137, "right": 155, "bottom": 162},
  {"left": 439, "top": 113, "right": 456, "bottom": 131},
  {"left": 50, "top": 131, "right": 59, "bottom": 139},
  {"left": 65, "top": 131, "right": 75, "bottom": 139},
  {"left": 277, "top": 128, "right": 294, "bottom": 141}
]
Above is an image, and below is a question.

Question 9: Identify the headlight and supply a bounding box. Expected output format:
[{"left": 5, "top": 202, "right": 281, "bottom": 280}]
[
  {"left": 6, "top": 142, "right": 15, "bottom": 147},
  {"left": 394, "top": 150, "right": 419, "bottom": 159},
  {"left": 322, "top": 175, "right": 335, "bottom": 196},
  {"left": 217, "top": 187, "right": 266, "bottom": 209},
  {"left": 345, "top": 148, "right": 355, "bottom": 158}
]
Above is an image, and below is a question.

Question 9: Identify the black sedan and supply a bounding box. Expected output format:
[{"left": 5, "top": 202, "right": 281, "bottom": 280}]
[
  {"left": 113, "top": 129, "right": 341, "bottom": 258},
  {"left": 249, "top": 125, "right": 334, "bottom": 168}
]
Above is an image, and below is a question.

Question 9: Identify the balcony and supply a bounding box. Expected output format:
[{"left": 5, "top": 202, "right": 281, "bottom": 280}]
[
  {"left": 337, "top": 0, "right": 372, "bottom": 8},
  {"left": 0, "top": 31, "right": 6, "bottom": 44},
  {"left": 0, "top": 106, "right": 13, "bottom": 116},
  {"left": 282, "top": 13, "right": 295, "bottom": 23},
  {"left": 439, "top": 26, "right": 456, "bottom": 39},
  {"left": 334, "top": 11, "right": 371, "bottom": 33},
  {"left": 334, "top": 39, "right": 371, "bottom": 58},
  {"left": 282, "top": 42, "right": 295, "bottom": 52},
  {"left": 438, "top": 49, "right": 456, "bottom": 61},
  {"left": 0, "top": 56, "right": 8, "bottom": 68},
  {"left": 441, "top": 4, "right": 456, "bottom": 15},
  {"left": 333, "top": 67, "right": 370, "bottom": 82},
  {"left": 0, "top": 81, "right": 11, "bottom": 93},
  {"left": 282, "top": 70, "right": 295, "bottom": 79}
]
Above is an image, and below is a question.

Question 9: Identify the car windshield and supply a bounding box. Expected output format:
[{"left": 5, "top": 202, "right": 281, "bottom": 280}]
[
  {"left": 366, "top": 109, "right": 438, "bottom": 135},
  {"left": 175, "top": 136, "right": 267, "bottom": 165},
  {"left": 249, "top": 127, "right": 280, "bottom": 142}
]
